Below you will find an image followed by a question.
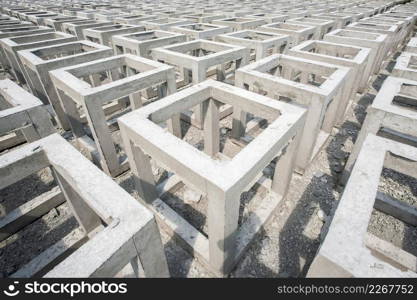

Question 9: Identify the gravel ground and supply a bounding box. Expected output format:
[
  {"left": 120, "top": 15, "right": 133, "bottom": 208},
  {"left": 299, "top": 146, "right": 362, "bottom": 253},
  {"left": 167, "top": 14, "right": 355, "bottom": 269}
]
[{"left": 0, "top": 38, "right": 416, "bottom": 278}]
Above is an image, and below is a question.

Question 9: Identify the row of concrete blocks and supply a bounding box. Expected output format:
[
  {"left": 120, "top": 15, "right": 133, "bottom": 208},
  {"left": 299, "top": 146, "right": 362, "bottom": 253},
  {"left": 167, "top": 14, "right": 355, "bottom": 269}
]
[
  {"left": 1, "top": 3, "right": 413, "bottom": 178},
  {"left": 311, "top": 6, "right": 417, "bottom": 277},
  {"left": 0, "top": 0, "right": 416, "bottom": 277}
]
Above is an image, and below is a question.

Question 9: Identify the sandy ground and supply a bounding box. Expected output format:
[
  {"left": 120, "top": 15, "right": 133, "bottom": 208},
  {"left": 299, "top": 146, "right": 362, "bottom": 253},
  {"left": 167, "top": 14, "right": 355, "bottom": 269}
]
[{"left": 0, "top": 36, "right": 416, "bottom": 278}]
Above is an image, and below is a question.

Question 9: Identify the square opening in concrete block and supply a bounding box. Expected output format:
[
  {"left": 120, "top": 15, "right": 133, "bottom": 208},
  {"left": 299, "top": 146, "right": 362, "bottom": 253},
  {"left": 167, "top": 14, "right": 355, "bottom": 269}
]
[
  {"left": 118, "top": 79, "right": 306, "bottom": 276},
  {"left": 0, "top": 134, "right": 168, "bottom": 278},
  {"left": 308, "top": 134, "right": 417, "bottom": 277},
  {"left": 50, "top": 54, "right": 177, "bottom": 177},
  {"left": 236, "top": 54, "right": 350, "bottom": 173}
]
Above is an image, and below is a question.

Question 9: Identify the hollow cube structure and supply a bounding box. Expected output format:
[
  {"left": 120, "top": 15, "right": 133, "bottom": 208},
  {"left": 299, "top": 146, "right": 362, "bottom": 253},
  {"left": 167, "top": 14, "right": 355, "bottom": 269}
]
[
  {"left": 17, "top": 40, "right": 113, "bottom": 130},
  {"left": 215, "top": 30, "right": 290, "bottom": 61},
  {"left": 152, "top": 39, "right": 250, "bottom": 127},
  {"left": 288, "top": 40, "right": 371, "bottom": 123},
  {"left": 258, "top": 22, "right": 316, "bottom": 48},
  {"left": 112, "top": 30, "right": 186, "bottom": 58},
  {"left": 392, "top": 51, "right": 417, "bottom": 81},
  {"left": 1, "top": 31, "right": 77, "bottom": 85},
  {"left": 235, "top": 54, "right": 350, "bottom": 173},
  {"left": 50, "top": 54, "right": 178, "bottom": 177},
  {"left": 323, "top": 29, "right": 388, "bottom": 75},
  {"left": 61, "top": 20, "right": 113, "bottom": 39},
  {"left": 171, "top": 23, "right": 231, "bottom": 41},
  {"left": 0, "top": 79, "right": 54, "bottom": 152},
  {"left": 0, "top": 134, "right": 169, "bottom": 278},
  {"left": 118, "top": 79, "right": 306, "bottom": 276},
  {"left": 83, "top": 24, "right": 145, "bottom": 47}
]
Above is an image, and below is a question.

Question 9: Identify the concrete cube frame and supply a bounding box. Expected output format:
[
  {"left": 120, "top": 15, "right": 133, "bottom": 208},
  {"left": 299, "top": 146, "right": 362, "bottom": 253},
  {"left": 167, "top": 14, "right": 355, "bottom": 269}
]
[
  {"left": 43, "top": 15, "right": 86, "bottom": 31},
  {"left": 1, "top": 31, "right": 77, "bottom": 85},
  {"left": 0, "top": 79, "right": 54, "bottom": 152},
  {"left": 113, "top": 14, "right": 158, "bottom": 25},
  {"left": 343, "top": 76, "right": 417, "bottom": 183},
  {"left": 311, "top": 13, "right": 354, "bottom": 28},
  {"left": 140, "top": 18, "right": 193, "bottom": 31},
  {"left": 392, "top": 51, "right": 417, "bottom": 81},
  {"left": 288, "top": 40, "right": 371, "bottom": 122},
  {"left": 405, "top": 37, "right": 417, "bottom": 54},
  {"left": 171, "top": 23, "right": 231, "bottom": 41},
  {"left": 286, "top": 17, "right": 337, "bottom": 39},
  {"left": 17, "top": 40, "right": 112, "bottom": 129},
  {"left": 50, "top": 54, "right": 178, "bottom": 177},
  {"left": 152, "top": 39, "right": 250, "bottom": 128},
  {"left": 215, "top": 30, "right": 290, "bottom": 61},
  {"left": 61, "top": 20, "right": 113, "bottom": 40},
  {"left": 83, "top": 24, "right": 146, "bottom": 47},
  {"left": 212, "top": 17, "right": 266, "bottom": 31},
  {"left": 182, "top": 13, "right": 225, "bottom": 23},
  {"left": 112, "top": 30, "right": 186, "bottom": 58},
  {"left": 235, "top": 54, "right": 351, "bottom": 173},
  {"left": 323, "top": 29, "right": 388, "bottom": 75},
  {"left": 258, "top": 22, "right": 316, "bottom": 48},
  {"left": 247, "top": 13, "right": 288, "bottom": 24},
  {"left": 0, "top": 133, "right": 169, "bottom": 278},
  {"left": 309, "top": 134, "right": 417, "bottom": 277},
  {"left": 118, "top": 79, "right": 306, "bottom": 276}
]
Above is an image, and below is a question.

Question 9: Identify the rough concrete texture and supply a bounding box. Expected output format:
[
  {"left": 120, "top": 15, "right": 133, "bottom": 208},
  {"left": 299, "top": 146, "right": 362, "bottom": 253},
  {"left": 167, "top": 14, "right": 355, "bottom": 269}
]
[{"left": 0, "top": 0, "right": 416, "bottom": 278}]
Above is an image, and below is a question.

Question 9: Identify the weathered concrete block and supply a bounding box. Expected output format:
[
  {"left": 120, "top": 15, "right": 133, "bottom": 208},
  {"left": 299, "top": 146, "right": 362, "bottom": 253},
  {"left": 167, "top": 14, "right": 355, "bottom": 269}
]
[
  {"left": 324, "top": 29, "right": 388, "bottom": 75},
  {"left": 114, "top": 14, "right": 158, "bottom": 25},
  {"left": 287, "top": 17, "right": 337, "bottom": 39},
  {"left": 215, "top": 30, "right": 290, "bottom": 61},
  {"left": 141, "top": 18, "right": 192, "bottom": 31},
  {"left": 235, "top": 54, "right": 350, "bottom": 173},
  {"left": 118, "top": 79, "right": 306, "bottom": 276},
  {"left": 0, "top": 79, "right": 54, "bottom": 151},
  {"left": 152, "top": 39, "right": 250, "bottom": 127},
  {"left": 61, "top": 20, "right": 113, "bottom": 39},
  {"left": 212, "top": 17, "right": 266, "bottom": 31},
  {"left": 42, "top": 15, "right": 82, "bottom": 31},
  {"left": 1, "top": 31, "right": 77, "bottom": 85},
  {"left": 113, "top": 30, "right": 186, "bottom": 58},
  {"left": 0, "top": 134, "right": 169, "bottom": 278},
  {"left": 289, "top": 40, "right": 371, "bottom": 121},
  {"left": 309, "top": 134, "right": 417, "bottom": 277},
  {"left": 18, "top": 40, "right": 113, "bottom": 130},
  {"left": 50, "top": 54, "right": 177, "bottom": 177},
  {"left": 171, "top": 23, "right": 231, "bottom": 41},
  {"left": 247, "top": 13, "right": 288, "bottom": 24},
  {"left": 83, "top": 24, "right": 145, "bottom": 47},
  {"left": 392, "top": 51, "right": 417, "bottom": 81},
  {"left": 343, "top": 76, "right": 417, "bottom": 183},
  {"left": 182, "top": 13, "right": 225, "bottom": 23},
  {"left": 405, "top": 37, "right": 417, "bottom": 53},
  {"left": 258, "top": 22, "right": 316, "bottom": 48}
]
